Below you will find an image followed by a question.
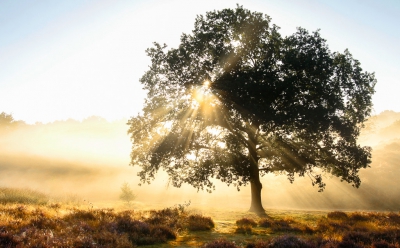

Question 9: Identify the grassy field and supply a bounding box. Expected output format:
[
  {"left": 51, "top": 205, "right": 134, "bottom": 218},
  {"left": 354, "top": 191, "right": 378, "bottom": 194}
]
[{"left": 0, "top": 188, "right": 400, "bottom": 247}]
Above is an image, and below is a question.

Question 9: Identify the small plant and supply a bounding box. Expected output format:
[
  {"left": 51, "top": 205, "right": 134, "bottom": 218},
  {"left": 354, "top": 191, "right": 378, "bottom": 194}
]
[
  {"left": 371, "top": 240, "right": 397, "bottom": 248},
  {"left": 204, "top": 239, "right": 239, "bottom": 248},
  {"left": 119, "top": 182, "right": 136, "bottom": 205},
  {"left": 235, "top": 217, "right": 257, "bottom": 235},
  {"left": 349, "top": 212, "right": 369, "bottom": 222},
  {"left": 259, "top": 218, "right": 273, "bottom": 228},
  {"left": 236, "top": 218, "right": 257, "bottom": 227},
  {"left": 327, "top": 211, "right": 348, "bottom": 220},
  {"left": 235, "top": 225, "right": 253, "bottom": 234},
  {"left": 187, "top": 214, "right": 215, "bottom": 231},
  {"left": 269, "top": 235, "right": 313, "bottom": 248}
]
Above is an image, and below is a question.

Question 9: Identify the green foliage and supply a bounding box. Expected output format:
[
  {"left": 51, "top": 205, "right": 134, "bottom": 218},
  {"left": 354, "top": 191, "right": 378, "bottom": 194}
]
[
  {"left": 129, "top": 5, "right": 376, "bottom": 210},
  {"left": 119, "top": 182, "right": 136, "bottom": 205}
]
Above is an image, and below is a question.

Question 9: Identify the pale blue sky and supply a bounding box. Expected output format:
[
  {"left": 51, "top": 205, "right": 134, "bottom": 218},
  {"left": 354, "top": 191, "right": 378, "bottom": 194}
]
[{"left": 0, "top": 0, "right": 399, "bottom": 123}]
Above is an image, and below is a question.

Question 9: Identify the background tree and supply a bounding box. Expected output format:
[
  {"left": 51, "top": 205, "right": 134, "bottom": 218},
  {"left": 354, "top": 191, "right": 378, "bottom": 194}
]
[
  {"left": 0, "top": 112, "right": 24, "bottom": 132},
  {"left": 0, "top": 112, "right": 15, "bottom": 127},
  {"left": 119, "top": 182, "right": 136, "bottom": 205},
  {"left": 128, "top": 6, "right": 376, "bottom": 213}
]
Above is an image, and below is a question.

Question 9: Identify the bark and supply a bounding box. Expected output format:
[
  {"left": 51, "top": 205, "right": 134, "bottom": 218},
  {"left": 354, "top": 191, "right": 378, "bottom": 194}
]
[
  {"left": 247, "top": 124, "right": 265, "bottom": 214},
  {"left": 249, "top": 178, "right": 265, "bottom": 213}
]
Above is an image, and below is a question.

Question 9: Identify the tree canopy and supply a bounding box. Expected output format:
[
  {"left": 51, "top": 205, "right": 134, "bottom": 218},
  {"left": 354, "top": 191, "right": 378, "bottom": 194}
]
[{"left": 128, "top": 6, "right": 376, "bottom": 212}]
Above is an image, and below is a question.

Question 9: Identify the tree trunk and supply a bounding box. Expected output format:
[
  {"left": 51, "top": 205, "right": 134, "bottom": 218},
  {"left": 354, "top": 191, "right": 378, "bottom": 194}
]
[
  {"left": 247, "top": 123, "right": 265, "bottom": 214},
  {"left": 249, "top": 174, "right": 265, "bottom": 213}
]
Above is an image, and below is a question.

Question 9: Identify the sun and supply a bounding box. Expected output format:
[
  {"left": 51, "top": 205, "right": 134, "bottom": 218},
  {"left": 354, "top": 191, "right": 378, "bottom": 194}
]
[{"left": 203, "top": 80, "right": 211, "bottom": 88}]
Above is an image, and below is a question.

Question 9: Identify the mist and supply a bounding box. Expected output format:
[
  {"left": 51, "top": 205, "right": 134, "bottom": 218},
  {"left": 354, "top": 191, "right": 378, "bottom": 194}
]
[{"left": 1, "top": 111, "right": 400, "bottom": 211}]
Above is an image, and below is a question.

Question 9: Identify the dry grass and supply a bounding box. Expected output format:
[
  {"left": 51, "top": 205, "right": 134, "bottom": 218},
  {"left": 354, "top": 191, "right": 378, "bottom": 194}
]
[
  {"left": 0, "top": 191, "right": 213, "bottom": 247},
  {"left": 1, "top": 188, "right": 400, "bottom": 247}
]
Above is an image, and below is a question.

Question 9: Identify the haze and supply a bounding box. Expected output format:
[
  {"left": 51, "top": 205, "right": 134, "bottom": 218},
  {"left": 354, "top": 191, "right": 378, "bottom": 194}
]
[{"left": 1, "top": 111, "right": 400, "bottom": 211}]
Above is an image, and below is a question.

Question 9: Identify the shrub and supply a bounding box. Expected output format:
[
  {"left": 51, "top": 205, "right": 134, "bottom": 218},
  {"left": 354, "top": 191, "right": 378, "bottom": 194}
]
[
  {"left": 246, "top": 240, "right": 270, "bottom": 248},
  {"left": 64, "top": 209, "right": 97, "bottom": 221},
  {"left": 269, "top": 235, "right": 313, "bottom": 248},
  {"left": 204, "top": 239, "right": 239, "bottom": 248},
  {"left": 259, "top": 218, "right": 273, "bottom": 228},
  {"left": 386, "top": 212, "right": 400, "bottom": 225},
  {"left": 235, "top": 225, "right": 253, "bottom": 234},
  {"left": 371, "top": 229, "right": 400, "bottom": 244},
  {"left": 236, "top": 218, "right": 257, "bottom": 227},
  {"left": 371, "top": 240, "right": 397, "bottom": 248},
  {"left": 348, "top": 212, "right": 369, "bottom": 222},
  {"left": 0, "top": 231, "right": 21, "bottom": 247},
  {"left": 187, "top": 214, "right": 214, "bottom": 231},
  {"left": 259, "top": 218, "right": 302, "bottom": 232},
  {"left": 342, "top": 231, "right": 372, "bottom": 245},
  {"left": 336, "top": 240, "right": 363, "bottom": 248},
  {"left": 327, "top": 211, "right": 348, "bottom": 220},
  {"left": 114, "top": 215, "right": 176, "bottom": 245}
]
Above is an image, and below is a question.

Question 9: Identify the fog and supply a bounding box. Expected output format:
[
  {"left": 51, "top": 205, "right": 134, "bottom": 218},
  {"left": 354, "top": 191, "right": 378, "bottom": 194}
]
[{"left": 1, "top": 111, "right": 400, "bottom": 211}]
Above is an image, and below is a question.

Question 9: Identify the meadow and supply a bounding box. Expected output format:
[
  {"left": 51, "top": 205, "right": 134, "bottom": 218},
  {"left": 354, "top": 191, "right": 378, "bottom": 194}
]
[{"left": 1, "top": 188, "right": 400, "bottom": 247}]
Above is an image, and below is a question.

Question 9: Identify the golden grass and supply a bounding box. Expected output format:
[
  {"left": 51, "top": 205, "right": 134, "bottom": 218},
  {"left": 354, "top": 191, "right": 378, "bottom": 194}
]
[{"left": 0, "top": 189, "right": 400, "bottom": 247}]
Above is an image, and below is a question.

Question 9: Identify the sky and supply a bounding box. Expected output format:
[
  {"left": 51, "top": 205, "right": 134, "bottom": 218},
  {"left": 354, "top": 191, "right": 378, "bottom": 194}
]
[{"left": 1, "top": 0, "right": 399, "bottom": 124}]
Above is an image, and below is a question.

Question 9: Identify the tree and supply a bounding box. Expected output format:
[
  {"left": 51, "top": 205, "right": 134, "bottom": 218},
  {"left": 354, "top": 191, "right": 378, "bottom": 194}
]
[
  {"left": 0, "top": 112, "right": 15, "bottom": 126},
  {"left": 0, "top": 112, "right": 24, "bottom": 131},
  {"left": 128, "top": 6, "right": 376, "bottom": 213},
  {"left": 119, "top": 182, "right": 136, "bottom": 205}
]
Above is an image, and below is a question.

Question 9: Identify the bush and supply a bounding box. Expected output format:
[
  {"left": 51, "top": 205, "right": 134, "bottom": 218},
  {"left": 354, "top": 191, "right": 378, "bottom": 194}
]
[
  {"left": 342, "top": 231, "right": 372, "bottom": 245},
  {"left": 64, "top": 209, "right": 97, "bottom": 221},
  {"left": 269, "top": 235, "right": 313, "bottom": 248},
  {"left": 236, "top": 218, "right": 257, "bottom": 227},
  {"left": 371, "top": 240, "right": 397, "bottom": 248},
  {"left": 204, "top": 239, "right": 239, "bottom": 248},
  {"left": 0, "top": 231, "right": 21, "bottom": 247},
  {"left": 147, "top": 207, "right": 182, "bottom": 228},
  {"left": 246, "top": 240, "right": 270, "bottom": 248},
  {"left": 187, "top": 214, "right": 215, "bottom": 231},
  {"left": 235, "top": 225, "right": 253, "bottom": 234},
  {"left": 348, "top": 212, "right": 369, "bottom": 222},
  {"left": 327, "top": 211, "right": 348, "bottom": 220},
  {"left": 259, "top": 218, "right": 273, "bottom": 228},
  {"left": 259, "top": 218, "right": 301, "bottom": 233}
]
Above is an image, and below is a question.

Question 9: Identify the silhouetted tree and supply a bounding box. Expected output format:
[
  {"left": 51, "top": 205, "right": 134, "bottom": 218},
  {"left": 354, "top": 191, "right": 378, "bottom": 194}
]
[
  {"left": 0, "top": 112, "right": 24, "bottom": 131},
  {"left": 0, "top": 112, "right": 14, "bottom": 126},
  {"left": 119, "top": 182, "right": 136, "bottom": 205},
  {"left": 128, "top": 6, "right": 376, "bottom": 213}
]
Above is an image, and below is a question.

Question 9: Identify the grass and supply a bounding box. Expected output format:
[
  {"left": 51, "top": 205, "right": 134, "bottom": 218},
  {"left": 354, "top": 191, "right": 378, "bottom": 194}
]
[
  {"left": 0, "top": 187, "right": 49, "bottom": 205},
  {"left": 1, "top": 188, "right": 400, "bottom": 247}
]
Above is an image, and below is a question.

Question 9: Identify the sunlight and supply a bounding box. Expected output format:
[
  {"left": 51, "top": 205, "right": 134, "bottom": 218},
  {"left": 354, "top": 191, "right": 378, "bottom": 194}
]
[{"left": 203, "top": 80, "right": 211, "bottom": 88}]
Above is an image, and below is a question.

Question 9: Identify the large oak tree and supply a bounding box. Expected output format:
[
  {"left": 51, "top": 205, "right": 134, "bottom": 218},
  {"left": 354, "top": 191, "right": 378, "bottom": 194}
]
[{"left": 128, "top": 6, "right": 376, "bottom": 213}]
